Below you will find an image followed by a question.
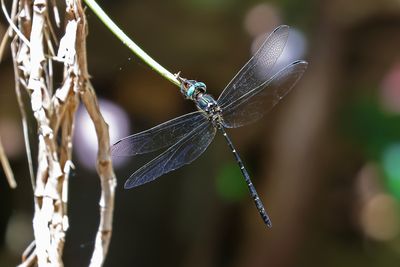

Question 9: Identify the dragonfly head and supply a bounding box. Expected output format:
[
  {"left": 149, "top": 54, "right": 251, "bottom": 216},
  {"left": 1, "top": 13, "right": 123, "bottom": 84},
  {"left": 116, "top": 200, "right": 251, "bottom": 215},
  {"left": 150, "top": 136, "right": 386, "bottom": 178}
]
[{"left": 180, "top": 79, "right": 207, "bottom": 100}]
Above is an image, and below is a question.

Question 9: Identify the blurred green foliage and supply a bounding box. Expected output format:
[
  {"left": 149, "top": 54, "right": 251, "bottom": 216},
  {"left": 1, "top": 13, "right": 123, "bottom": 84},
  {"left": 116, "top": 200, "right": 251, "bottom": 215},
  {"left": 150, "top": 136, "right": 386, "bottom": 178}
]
[
  {"left": 382, "top": 144, "right": 400, "bottom": 200},
  {"left": 343, "top": 96, "right": 400, "bottom": 160},
  {"left": 343, "top": 96, "right": 400, "bottom": 199},
  {"left": 216, "top": 162, "right": 247, "bottom": 201}
]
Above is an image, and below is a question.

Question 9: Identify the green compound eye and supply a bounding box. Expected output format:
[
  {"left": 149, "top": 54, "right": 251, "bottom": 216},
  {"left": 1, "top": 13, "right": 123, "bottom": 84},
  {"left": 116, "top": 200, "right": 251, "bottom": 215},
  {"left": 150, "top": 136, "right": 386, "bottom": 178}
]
[{"left": 187, "top": 85, "right": 196, "bottom": 97}]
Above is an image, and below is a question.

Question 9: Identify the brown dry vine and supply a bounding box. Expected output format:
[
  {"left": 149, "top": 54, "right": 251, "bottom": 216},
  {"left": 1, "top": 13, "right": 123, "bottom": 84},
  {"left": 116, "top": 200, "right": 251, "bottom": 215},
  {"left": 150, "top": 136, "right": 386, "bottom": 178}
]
[{"left": 1, "top": 0, "right": 117, "bottom": 266}]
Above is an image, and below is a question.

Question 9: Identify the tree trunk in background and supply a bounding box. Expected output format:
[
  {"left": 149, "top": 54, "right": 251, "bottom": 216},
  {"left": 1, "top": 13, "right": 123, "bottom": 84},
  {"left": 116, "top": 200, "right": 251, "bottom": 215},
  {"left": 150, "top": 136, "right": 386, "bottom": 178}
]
[
  {"left": 233, "top": 1, "right": 353, "bottom": 266},
  {"left": 234, "top": 0, "right": 400, "bottom": 266}
]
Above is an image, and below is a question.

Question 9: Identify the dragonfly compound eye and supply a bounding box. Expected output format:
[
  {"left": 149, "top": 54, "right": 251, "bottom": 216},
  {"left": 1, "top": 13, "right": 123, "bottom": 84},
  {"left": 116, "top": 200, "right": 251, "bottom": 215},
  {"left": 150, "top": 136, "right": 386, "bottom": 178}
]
[
  {"left": 187, "top": 85, "right": 196, "bottom": 98},
  {"left": 180, "top": 79, "right": 201, "bottom": 99},
  {"left": 182, "top": 81, "right": 207, "bottom": 99}
]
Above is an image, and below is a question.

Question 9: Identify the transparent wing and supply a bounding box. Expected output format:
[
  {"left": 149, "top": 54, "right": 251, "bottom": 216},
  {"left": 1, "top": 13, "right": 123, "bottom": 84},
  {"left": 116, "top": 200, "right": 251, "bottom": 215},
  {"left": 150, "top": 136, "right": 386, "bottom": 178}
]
[
  {"left": 217, "top": 25, "right": 290, "bottom": 107},
  {"left": 124, "top": 120, "right": 216, "bottom": 189},
  {"left": 222, "top": 60, "right": 308, "bottom": 128},
  {"left": 111, "top": 111, "right": 207, "bottom": 156}
]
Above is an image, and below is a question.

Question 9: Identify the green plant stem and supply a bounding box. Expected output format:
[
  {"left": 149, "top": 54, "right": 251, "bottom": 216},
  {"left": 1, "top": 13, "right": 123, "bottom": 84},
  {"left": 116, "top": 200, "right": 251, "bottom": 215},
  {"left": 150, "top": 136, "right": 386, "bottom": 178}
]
[{"left": 84, "top": 0, "right": 180, "bottom": 87}]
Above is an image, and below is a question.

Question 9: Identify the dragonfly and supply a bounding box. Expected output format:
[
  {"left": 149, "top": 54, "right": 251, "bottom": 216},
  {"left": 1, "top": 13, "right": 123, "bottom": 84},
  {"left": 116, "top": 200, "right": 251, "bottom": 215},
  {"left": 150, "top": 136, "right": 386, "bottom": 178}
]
[{"left": 111, "top": 25, "right": 308, "bottom": 227}]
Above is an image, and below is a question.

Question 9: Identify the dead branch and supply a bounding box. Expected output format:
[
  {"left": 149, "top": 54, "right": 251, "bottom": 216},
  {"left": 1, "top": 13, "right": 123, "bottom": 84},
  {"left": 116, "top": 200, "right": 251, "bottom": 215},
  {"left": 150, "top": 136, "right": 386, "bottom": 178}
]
[
  {"left": 3, "top": 0, "right": 116, "bottom": 266},
  {"left": 0, "top": 135, "right": 17, "bottom": 188},
  {"left": 70, "top": 0, "right": 117, "bottom": 264}
]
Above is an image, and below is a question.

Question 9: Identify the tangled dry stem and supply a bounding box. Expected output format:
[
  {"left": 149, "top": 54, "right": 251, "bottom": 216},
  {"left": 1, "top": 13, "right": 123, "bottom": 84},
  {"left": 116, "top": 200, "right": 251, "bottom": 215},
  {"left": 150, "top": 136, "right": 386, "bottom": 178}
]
[
  {"left": 0, "top": 136, "right": 17, "bottom": 188},
  {"left": 3, "top": 0, "right": 116, "bottom": 266}
]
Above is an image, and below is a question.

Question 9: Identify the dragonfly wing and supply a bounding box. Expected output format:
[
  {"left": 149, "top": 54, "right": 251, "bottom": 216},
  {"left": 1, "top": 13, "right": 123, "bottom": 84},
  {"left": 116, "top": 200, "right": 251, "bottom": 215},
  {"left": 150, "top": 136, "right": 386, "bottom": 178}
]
[
  {"left": 221, "top": 60, "right": 308, "bottom": 128},
  {"left": 217, "top": 25, "right": 290, "bottom": 107},
  {"left": 124, "top": 120, "right": 216, "bottom": 189},
  {"left": 111, "top": 111, "right": 207, "bottom": 156}
]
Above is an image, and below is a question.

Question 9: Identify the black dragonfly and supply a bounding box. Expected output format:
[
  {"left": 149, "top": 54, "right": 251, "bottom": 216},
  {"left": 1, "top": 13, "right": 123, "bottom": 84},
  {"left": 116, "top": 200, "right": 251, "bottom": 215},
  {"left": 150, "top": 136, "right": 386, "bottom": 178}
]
[{"left": 111, "top": 25, "right": 308, "bottom": 227}]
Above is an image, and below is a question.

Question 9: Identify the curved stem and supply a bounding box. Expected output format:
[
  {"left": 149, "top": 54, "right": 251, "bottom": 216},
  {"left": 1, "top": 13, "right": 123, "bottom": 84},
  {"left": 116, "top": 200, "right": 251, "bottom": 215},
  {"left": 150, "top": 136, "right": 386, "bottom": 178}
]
[
  {"left": 83, "top": 0, "right": 180, "bottom": 87},
  {"left": 1, "top": 0, "right": 31, "bottom": 46},
  {"left": 0, "top": 136, "right": 17, "bottom": 188}
]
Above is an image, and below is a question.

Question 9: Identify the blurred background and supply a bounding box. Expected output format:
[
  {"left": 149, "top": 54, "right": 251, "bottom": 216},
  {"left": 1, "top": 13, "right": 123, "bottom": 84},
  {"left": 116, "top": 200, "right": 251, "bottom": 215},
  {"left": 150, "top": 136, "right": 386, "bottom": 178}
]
[{"left": 2, "top": 0, "right": 400, "bottom": 266}]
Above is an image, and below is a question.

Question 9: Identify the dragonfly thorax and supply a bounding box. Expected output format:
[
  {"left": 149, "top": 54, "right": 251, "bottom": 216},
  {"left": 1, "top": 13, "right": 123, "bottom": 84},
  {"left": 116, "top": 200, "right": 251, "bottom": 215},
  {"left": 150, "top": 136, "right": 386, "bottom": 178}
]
[
  {"left": 195, "top": 92, "right": 223, "bottom": 125},
  {"left": 195, "top": 92, "right": 217, "bottom": 111}
]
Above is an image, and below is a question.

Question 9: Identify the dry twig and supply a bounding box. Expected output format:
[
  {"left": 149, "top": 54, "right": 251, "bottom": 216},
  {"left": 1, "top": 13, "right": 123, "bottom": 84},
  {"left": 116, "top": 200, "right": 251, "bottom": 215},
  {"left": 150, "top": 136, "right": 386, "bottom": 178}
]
[
  {"left": 4, "top": 0, "right": 116, "bottom": 265},
  {"left": 0, "top": 136, "right": 17, "bottom": 188}
]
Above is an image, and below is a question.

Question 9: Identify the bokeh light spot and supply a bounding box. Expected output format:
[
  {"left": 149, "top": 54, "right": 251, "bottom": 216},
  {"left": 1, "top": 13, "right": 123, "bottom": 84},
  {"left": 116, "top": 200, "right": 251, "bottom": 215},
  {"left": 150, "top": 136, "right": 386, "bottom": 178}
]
[
  {"left": 380, "top": 62, "right": 400, "bottom": 113},
  {"left": 361, "top": 194, "right": 400, "bottom": 241},
  {"left": 244, "top": 4, "right": 281, "bottom": 37},
  {"left": 74, "top": 98, "right": 131, "bottom": 170},
  {"left": 251, "top": 27, "right": 307, "bottom": 74},
  {"left": 356, "top": 162, "right": 382, "bottom": 202},
  {"left": 5, "top": 212, "right": 34, "bottom": 256},
  {"left": 0, "top": 117, "right": 24, "bottom": 159}
]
